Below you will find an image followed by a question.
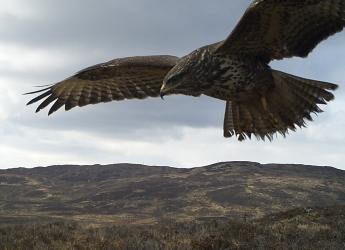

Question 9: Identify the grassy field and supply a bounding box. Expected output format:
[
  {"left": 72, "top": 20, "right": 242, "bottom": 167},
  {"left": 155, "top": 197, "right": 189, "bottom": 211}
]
[{"left": 1, "top": 206, "right": 344, "bottom": 250}]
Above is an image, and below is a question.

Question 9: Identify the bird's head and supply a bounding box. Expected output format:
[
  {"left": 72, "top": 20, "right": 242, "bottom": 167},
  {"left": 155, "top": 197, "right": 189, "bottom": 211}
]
[
  {"left": 160, "top": 56, "right": 191, "bottom": 99},
  {"left": 160, "top": 49, "right": 209, "bottom": 99}
]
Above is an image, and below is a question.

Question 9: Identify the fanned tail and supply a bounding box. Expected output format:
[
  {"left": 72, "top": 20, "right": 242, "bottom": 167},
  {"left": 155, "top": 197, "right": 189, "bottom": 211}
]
[{"left": 224, "top": 70, "right": 338, "bottom": 141}]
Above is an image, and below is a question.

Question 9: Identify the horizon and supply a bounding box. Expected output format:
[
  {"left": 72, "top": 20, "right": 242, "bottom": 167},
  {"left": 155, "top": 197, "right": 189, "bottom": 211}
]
[
  {"left": 1, "top": 161, "right": 342, "bottom": 171},
  {"left": 1, "top": 0, "right": 344, "bottom": 170}
]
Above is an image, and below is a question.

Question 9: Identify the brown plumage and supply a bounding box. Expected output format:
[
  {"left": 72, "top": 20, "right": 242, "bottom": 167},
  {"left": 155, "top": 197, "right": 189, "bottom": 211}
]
[
  {"left": 26, "top": 56, "right": 179, "bottom": 115},
  {"left": 26, "top": 0, "right": 344, "bottom": 141}
]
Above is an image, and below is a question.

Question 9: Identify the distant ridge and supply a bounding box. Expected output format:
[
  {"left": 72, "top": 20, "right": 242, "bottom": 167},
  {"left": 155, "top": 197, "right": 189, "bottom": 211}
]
[{"left": 1, "top": 162, "right": 344, "bottom": 225}]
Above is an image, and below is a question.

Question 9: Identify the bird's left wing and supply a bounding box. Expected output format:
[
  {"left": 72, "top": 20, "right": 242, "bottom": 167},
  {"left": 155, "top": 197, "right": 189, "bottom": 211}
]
[
  {"left": 216, "top": 0, "right": 345, "bottom": 62},
  {"left": 25, "top": 55, "right": 179, "bottom": 115}
]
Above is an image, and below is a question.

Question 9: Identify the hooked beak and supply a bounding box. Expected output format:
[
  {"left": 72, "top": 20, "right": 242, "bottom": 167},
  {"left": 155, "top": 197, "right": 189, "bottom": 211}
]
[
  {"left": 160, "top": 81, "right": 182, "bottom": 100},
  {"left": 160, "top": 82, "right": 167, "bottom": 100},
  {"left": 160, "top": 81, "right": 181, "bottom": 100}
]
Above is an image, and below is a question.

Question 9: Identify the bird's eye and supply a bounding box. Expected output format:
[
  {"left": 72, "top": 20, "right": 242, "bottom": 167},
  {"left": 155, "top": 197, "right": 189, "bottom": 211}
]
[{"left": 168, "top": 72, "right": 183, "bottom": 83}]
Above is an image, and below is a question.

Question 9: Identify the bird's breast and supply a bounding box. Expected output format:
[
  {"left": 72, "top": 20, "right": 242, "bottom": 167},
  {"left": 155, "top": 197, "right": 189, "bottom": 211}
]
[
  {"left": 211, "top": 57, "right": 256, "bottom": 89},
  {"left": 203, "top": 55, "right": 268, "bottom": 100}
]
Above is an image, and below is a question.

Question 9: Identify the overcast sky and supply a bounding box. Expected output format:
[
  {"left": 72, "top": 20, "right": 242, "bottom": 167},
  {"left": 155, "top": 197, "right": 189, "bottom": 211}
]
[{"left": 0, "top": 0, "right": 344, "bottom": 170}]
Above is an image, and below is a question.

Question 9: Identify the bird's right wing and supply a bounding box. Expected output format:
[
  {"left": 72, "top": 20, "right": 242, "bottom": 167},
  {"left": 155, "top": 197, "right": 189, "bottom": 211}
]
[
  {"left": 216, "top": 0, "right": 345, "bottom": 62},
  {"left": 25, "top": 55, "right": 179, "bottom": 115}
]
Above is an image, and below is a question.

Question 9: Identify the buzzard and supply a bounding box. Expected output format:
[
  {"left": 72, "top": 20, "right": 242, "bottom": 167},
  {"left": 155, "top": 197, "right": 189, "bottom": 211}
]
[{"left": 26, "top": 0, "right": 344, "bottom": 141}]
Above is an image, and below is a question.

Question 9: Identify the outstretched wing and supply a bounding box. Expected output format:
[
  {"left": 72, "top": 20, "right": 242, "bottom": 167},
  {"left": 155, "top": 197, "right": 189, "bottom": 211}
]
[
  {"left": 26, "top": 55, "right": 179, "bottom": 115},
  {"left": 216, "top": 0, "right": 345, "bottom": 62}
]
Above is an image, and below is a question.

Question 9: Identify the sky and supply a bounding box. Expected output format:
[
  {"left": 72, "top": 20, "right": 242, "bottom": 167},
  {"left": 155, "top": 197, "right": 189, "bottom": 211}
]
[{"left": 0, "top": 0, "right": 344, "bottom": 170}]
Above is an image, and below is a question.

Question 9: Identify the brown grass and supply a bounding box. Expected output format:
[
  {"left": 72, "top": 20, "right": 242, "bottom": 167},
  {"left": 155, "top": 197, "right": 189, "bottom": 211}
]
[{"left": 0, "top": 206, "right": 344, "bottom": 250}]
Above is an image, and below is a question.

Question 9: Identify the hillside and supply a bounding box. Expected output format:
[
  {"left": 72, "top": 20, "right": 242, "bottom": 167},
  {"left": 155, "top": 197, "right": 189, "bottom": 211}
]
[{"left": 1, "top": 162, "right": 345, "bottom": 225}]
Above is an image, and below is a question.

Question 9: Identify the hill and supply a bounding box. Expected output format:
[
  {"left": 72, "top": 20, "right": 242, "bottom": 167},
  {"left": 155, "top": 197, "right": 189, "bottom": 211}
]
[{"left": 1, "top": 161, "right": 344, "bottom": 225}]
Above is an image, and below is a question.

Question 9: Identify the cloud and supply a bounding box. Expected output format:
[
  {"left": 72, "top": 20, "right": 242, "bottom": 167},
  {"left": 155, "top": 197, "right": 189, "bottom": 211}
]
[
  {"left": 0, "top": 0, "right": 244, "bottom": 54},
  {"left": 2, "top": 124, "right": 343, "bottom": 169},
  {"left": 0, "top": 0, "right": 38, "bottom": 18},
  {"left": 0, "top": 43, "right": 80, "bottom": 75},
  {"left": 0, "top": 0, "right": 344, "bottom": 170}
]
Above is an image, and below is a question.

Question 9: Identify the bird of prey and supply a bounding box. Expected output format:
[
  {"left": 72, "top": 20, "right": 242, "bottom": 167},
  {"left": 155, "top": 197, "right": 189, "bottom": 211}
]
[{"left": 26, "top": 0, "right": 344, "bottom": 141}]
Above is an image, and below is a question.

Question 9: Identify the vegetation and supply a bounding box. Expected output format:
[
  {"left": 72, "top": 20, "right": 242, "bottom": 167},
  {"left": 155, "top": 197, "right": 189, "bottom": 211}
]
[
  {"left": 1, "top": 206, "right": 344, "bottom": 250},
  {"left": 2, "top": 162, "right": 345, "bottom": 223}
]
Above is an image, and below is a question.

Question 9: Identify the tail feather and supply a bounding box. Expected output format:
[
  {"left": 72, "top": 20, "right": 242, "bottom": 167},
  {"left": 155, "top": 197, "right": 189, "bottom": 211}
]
[{"left": 224, "top": 70, "right": 338, "bottom": 141}]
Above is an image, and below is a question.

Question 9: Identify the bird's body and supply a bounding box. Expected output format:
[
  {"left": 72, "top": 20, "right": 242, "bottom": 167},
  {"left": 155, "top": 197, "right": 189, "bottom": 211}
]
[
  {"left": 162, "top": 44, "right": 271, "bottom": 101},
  {"left": 26, "top": 0, "right": 345, "bottom": 140}
]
